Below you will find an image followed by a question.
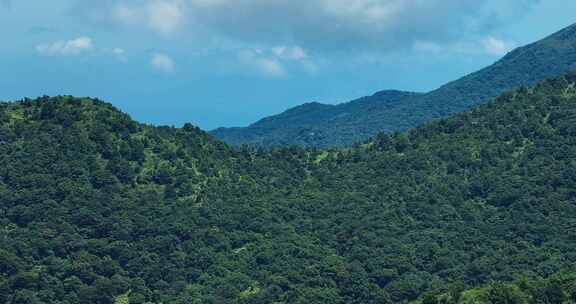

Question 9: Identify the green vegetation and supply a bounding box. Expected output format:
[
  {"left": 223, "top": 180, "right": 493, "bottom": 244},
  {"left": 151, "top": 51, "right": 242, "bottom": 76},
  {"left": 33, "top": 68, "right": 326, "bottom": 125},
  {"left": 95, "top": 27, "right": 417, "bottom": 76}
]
[
  {"left": 413, "top": 272, "right": 576, "bottom": 304},
  {"left": 211, "top": 22, "right": 576, "bottom": 148},
  {"left": 3, "top": 73, "right": 576, "bottom": 303}
]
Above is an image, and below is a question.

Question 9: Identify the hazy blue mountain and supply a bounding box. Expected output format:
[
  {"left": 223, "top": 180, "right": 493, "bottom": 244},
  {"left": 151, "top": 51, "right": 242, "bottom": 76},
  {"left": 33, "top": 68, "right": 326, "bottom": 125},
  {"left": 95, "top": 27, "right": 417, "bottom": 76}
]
[
  {"left": 211, "top": 90, "right": 421, "bottom": 147},
  {"left": 211, "top": 23, "right": 576, "bottom": 148}
]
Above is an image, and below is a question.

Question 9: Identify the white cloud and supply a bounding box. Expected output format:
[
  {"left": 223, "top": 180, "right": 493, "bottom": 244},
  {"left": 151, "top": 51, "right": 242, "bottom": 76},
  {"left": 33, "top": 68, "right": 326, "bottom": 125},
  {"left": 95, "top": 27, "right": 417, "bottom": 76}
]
[
  {"left": 237, "top": 45, "right": 315, "bottom": 77},
  {"left": 35, "top": 37, "right": 128, "bottom": 62},
  {"left": 272, "top": 46, "right": 308, "bottom": 61},
  {"left": 106, "top": 47, "right": 127, "bottom": 62},
  {"left": 111, "top": 47, "right": 125, "bottom": 56},
  {"left": 36, "top": 37, "right": 94, "bottom": 56},
  {"left": 151, "top": 52, "right": 176, "bottom": 73},
  {"left": 72, "top": 0, "right": 539, "bottom": 53},
  {"left": 482, "top": 36, "right": 516, "bottom": 56},
  {"left": 110, "top": 0, "right": 187, "bottom": 36},
  {"left": 253, "top": 59, "right": 285, "bottom": 77},
  {"left": 147, "top": 0, "right": 186, "bottom": 35},
  {"left": 238, "top": 49, "right": 286, "bottom": 77}
]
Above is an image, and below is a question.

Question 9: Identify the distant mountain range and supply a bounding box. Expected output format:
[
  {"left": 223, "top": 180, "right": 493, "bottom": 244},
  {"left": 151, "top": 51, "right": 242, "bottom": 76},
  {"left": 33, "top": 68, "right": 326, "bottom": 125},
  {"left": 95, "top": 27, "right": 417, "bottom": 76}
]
[{"left": 211, "top": 23, "right": 576, "bottom": 148}]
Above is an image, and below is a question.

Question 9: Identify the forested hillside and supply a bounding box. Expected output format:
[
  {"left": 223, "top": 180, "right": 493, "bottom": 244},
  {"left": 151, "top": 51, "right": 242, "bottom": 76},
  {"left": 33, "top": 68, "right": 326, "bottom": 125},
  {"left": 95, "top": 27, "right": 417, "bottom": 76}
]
[
  {"left": 211, "top": 23, "right": 576, "bottom": 148},
  {"left": 3, "top": 73, "right": 576, "bottom": 303}
]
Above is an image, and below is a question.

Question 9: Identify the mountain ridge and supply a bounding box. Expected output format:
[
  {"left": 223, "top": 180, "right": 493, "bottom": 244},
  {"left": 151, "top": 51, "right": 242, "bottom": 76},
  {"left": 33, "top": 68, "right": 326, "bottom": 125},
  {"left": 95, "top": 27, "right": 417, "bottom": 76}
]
[
  {"left": 211, "top": 90, "right": 421, "bottom": 147},
  {"left": 211, "top": 22, "right": 576, "bottom": 148}
]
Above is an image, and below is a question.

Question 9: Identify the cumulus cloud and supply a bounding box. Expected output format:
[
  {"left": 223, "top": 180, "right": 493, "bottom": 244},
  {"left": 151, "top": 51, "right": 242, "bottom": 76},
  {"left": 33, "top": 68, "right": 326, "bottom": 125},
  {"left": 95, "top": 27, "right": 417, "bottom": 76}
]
[
  {"left": 108, "top": 0, "right": 187, "bottom": 36},
  {"left": 111, "top": 47, "right": 125, "bottom": 56},
  {"left": 147, "top": 0, "right": 186, "bottom": 35},
  {"left": 70, "top": 0, "right": 540, "bottom": 53},
  {"left": 36, "top": 37, "right": 94, "bottom": 56},
  {"left": 106, "top": 47, "right": 128, "bottom": 62},
  {"left": 238, "top": 49, "right": 286, "bottom": 77},
  {"left": 151, "top": 52, "right": 176, "bottom": 73},
  {"left": 237, "top": 45, "right": 316, "bottom": 77},
  {"left": 482, "top": 36, "right": 516, "bottom": 56},
  {"left": 36, "top": 36, "right": 128, "bottom": 62},
  {"left": 272, "top": 46, "right": 308, "bottom": 61}
]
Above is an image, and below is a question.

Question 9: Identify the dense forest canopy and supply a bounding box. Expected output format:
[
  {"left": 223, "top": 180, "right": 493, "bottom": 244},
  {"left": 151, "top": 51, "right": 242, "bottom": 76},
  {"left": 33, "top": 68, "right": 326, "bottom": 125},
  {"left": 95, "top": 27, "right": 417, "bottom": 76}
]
[
  {"left": 211, "top": 23, "right": 576, "bottom": 148},
  {"left": 2, "top": 73, "right": 576, "bottom": 303}
]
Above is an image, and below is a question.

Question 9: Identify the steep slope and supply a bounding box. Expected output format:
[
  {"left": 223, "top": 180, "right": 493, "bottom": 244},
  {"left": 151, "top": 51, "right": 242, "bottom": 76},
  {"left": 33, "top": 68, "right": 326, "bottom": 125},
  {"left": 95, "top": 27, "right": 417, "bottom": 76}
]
[
  {"left": 3, "top": 73, "right": 576, "bottom": 303},
  {"left": 211, "top": 22, "right": 576, "bottom": 148},
  {"left": 211, "top": 90, "right": 421, "bottom": 147}
]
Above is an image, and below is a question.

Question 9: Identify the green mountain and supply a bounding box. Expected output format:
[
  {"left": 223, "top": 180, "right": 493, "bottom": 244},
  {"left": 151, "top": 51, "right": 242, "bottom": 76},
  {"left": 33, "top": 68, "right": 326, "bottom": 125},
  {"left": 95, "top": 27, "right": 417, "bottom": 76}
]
[
  {"left": 211, "top": 23, "right": 576, "bottom": 148},
  {"left": 3, "top": 73, "right": 576, "bottom": 303},
  {"left": 211, "top": 90, "right": 422, "bottom": 147}
]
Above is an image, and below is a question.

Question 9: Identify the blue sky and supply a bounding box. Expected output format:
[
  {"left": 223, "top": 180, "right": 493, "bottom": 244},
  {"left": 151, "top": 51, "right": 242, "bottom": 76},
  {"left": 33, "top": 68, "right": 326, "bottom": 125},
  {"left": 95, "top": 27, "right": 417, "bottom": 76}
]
[{"left": 1, "top": 0, "right": 575, "bottom": 130}]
